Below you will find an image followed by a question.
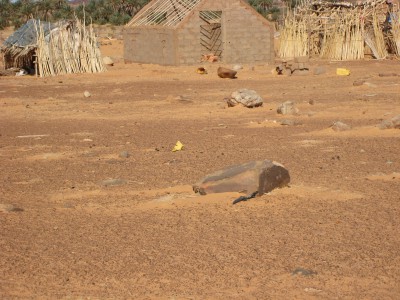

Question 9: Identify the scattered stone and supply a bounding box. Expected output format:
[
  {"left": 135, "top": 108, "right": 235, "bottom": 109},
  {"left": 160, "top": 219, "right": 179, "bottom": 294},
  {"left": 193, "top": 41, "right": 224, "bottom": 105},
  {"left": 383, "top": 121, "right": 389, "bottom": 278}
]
[
  {"left": 175, "top": 95, "right": 193, "bottom": 104},
  {"left": 226, "top": 89, "right": 263, "bottom": 108},
  {"left": 103, "top": 56, "right": 114, "bottom": 66},
  {"left": 119, "top": 151, "right": 130, "bottom": 158},
  {"left": 292, "top": 69, "right": 309, "bottom": 76},
  {"left": 292, "top": 268, "right": 317, "bottom": 276},
  {"left": 308, "top": 99, "right": 315, "bottom": 105},
  {"left": 313, "top": 66, "right": 326, "bottom": 75},
  {"left": 84, "top": 91, "right": 91, "bottom": 98},
  {"left": 218, "top": 67, "right": 237, "bottom": 79},
  {"left": 100, "top": 178, "right": 126, "bottom": 186},
  {"left": 277, "top": 101, "right": 299, "bottom": 115},
  {"left": 353, "top": 79, "right": 366, "bottom": 86},
  {"left": 331, "top": 121, "right": 352, "bottom": 131},
  {"left": 0, "top": 203, "right": 24, "bottom": 213},
  {"left": 196, "top": 67, "right": 207, "bottom": 74},
  {"left": 232, "top": 64, "right": 243, "bottom": 71},
  {"left": 275, "top": 64, "right": 291, "bottom": 75},
  {"left": 378, "top": 73, "right": 398, "bottom": 77},
  {"left": 193, "top": 160, "right": 290, "bottom": 196},
  {"left": 378, "top": 115, "right": 400, "bottom": 129},
  {"left": 276, "top": 59, "right": 310, "bottom": 75},
  {"left": 280, "top": 119, "right": 302, "bottom": 126}
]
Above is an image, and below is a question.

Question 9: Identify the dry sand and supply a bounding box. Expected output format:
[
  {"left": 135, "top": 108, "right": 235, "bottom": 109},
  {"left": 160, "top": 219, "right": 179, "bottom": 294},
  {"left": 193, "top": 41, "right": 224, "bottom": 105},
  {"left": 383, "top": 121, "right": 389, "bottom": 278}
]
[{"left": 1, "top": 36, "right": 400, "bottom": 299}]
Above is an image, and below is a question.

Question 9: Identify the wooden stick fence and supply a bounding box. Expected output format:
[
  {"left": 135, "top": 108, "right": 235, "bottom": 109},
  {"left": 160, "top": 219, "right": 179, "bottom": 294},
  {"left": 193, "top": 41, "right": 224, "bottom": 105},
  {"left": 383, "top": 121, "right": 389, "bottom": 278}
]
[{"left": 35, "top": 18, "right": 105, "bottom": 77}]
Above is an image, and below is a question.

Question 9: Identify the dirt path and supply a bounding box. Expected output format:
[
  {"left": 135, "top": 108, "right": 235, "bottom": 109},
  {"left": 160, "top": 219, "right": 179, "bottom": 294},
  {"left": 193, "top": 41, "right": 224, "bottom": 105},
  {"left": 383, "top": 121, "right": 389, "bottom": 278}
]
[{"left": 1, "top": 50, "right": 400, "bottom": 298}]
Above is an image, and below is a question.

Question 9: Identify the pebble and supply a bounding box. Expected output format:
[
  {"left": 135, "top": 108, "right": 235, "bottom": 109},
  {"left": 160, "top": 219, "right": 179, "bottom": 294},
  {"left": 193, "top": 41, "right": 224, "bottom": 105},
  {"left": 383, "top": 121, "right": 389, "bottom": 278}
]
[
  {"left": 313, "top": 66, "right": 326, "bottom": 75},
  {"left": 0, "top": 203, "right": 24, "bottom": 213},
  {"left": 280, "top": 119, "right": 302, "bottom": 126},
  {"left": 331, "top": 121, "right": 351, "bottom": 131},
  {"left": 292, "top": 268, "right": 317, "bottom": 276},
  {"left": 100, "top": 179, "right": 126, "bottom": 186},
  {"left": 119, "top": 151, "right": 130, "bottom": 158},
  {"left": 84, "top": 91, "right": 91, "bottom": 98},
  {"left": 277, "top": 101, "right": 299, "bottom": 115}
]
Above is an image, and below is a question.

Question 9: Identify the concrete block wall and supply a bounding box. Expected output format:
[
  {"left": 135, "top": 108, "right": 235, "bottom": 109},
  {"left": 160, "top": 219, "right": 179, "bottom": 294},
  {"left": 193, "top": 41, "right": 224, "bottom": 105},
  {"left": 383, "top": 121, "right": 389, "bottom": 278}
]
[
  {"left": 123, "top": 0, "right": 274, "bottom": 65},
  {"left": 176, "top": 0, "right": 274, "bottom": 65},
  {"left": 222, "top": 1, "right": 274, "bottom": 63},
  {"left": 176, "top": 11, "right": 202, "bottom": 65},
  {"left": 123, "top": 27, "right": 177, "bottom": 65}
]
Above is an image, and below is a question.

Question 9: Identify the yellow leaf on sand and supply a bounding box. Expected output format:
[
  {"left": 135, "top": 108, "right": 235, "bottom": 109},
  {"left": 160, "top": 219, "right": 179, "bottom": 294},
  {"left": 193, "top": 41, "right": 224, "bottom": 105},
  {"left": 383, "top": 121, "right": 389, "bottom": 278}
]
[
  {"left": 172, "top": 141, "right": 184, "bottom": 152},
  {"left": 336, "top": 68, "right": 350, "bottom": 76}
]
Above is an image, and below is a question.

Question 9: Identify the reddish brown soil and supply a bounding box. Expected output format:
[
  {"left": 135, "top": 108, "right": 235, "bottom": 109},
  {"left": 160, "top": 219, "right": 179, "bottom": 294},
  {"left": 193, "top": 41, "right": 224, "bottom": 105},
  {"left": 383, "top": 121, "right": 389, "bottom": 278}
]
[{"left": 1, "top": 39, "right": 400, "bottom": 299}]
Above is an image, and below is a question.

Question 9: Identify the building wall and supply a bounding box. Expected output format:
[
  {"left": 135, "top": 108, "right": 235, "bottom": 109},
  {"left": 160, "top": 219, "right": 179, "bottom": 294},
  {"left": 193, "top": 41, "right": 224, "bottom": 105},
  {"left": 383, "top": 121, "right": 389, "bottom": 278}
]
[
  {"left": 124, "top": 0, "right": 274, "bottom": 65},
  {"left": 123, "top": 27, "right": 177, "bottom": 65},
  {"left": 176, "top": 0, "right": 274, "bottom": 65}
]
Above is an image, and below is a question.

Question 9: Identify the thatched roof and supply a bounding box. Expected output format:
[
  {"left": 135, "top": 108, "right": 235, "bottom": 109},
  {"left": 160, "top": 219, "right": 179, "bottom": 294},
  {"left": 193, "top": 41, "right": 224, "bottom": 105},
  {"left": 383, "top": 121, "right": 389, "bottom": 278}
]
[{"left": 2, "top": 19, "right": 57, "bottom": 48}]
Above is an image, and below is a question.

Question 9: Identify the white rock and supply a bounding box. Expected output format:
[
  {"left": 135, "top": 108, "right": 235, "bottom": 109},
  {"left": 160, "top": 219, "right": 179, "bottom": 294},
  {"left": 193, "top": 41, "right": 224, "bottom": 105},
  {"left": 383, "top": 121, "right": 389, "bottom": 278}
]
[{"left": 103, "top": 56, "right": 114, "bottom": 66}]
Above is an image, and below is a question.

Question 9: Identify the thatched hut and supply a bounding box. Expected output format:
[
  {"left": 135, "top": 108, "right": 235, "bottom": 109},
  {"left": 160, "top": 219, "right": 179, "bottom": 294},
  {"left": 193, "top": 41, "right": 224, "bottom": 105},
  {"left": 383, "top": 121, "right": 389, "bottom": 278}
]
[
  {"left": 279, "top": 0, "right": 400, "bottom": 60},
  {"left": 1, "top": 19, "right": 105, "bottom": 77}
]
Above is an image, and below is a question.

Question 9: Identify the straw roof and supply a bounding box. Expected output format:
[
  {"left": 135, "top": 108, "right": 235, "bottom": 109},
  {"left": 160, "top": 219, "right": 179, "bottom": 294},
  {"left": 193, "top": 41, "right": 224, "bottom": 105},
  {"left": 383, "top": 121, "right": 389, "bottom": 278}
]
[
  {"left": 127, "top": 0, "right": 203, "bottom": 28},
  {"left": 2, "top": 19, "right": 57, "bottom": 48}
]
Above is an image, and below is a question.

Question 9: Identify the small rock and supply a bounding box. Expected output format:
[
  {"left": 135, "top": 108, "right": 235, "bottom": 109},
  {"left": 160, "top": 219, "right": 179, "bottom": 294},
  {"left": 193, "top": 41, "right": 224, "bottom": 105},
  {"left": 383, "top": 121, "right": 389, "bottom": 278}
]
[
  {"left": 84, "top": 91, "right": 91, "bottom": 98},
  {"left": 119, "top": 151, "right": 130, "bottom": 158},
  {"left": 378, "top": 73, "right": 398, "bottom": 77},
  {"left": 232, "top": 64, "right": 243, "bottom": 71},
  {"left": 313, "top": 66, "right": 326, "bottom": 75},
  {"left": 277, "top": 101, "right": 299, "bottom": 115},
  {"left": 280, "top": 119, "right": 302, "bottom": 126},
  {"left": 193, "top": 160, "right": 290, "bottom": 196},
  {"left": 217, "top": 67, "right": 237, "bottom": 79},
  {"left": 378, "top": 115, "right": 400, "bottom": 129},
  {"left": 331, "top": 121, "right": 351, "bottom": 131},
  {"left": 292, "top": 268, "right": 317, "bottom": 276},
  {"left": 100, "top": 178, "right": 126, "bottom": 186},
  {"left": 308, "top": 99, "right": 315, "bottom": 105},
  {"left": 226, "top": 89, "right": 263, "bottom": 108},
  {"left": 103, "top": 56, "right": 114, "bottom": 66},
  {"left": 353, "top": 79, "right": 366, "bottom": 86},
  {"left": 0, "top": 203, "right": 24, "bottom": 213},
  {"left": 292, "top": 69, "right": 309, "bottom": 76}
]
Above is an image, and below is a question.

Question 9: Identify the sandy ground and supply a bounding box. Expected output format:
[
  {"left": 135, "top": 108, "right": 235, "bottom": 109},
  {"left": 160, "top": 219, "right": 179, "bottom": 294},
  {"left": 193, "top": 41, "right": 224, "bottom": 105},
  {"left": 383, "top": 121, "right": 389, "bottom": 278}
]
[{"left": 1, "top": 35, "right": 400, "bottom": 299}]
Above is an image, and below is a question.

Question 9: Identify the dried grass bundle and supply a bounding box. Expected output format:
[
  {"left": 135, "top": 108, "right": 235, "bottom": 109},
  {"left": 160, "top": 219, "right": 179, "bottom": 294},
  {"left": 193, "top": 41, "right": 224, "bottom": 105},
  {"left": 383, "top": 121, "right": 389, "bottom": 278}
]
[
  {"left": 321, "top": 13, "right": 364, "bottom": 60},
  {"left": 35, "top": 18, "right": 105, "bottom": 77},
  {"left": 278, "top": 12, "right": 308, "bottom": 58},
  {"left": 363, "top": 12, "right": 388, "bottom": 59},
  {"left": 390, "top": 11, "right": 400, "bottom": 55}
]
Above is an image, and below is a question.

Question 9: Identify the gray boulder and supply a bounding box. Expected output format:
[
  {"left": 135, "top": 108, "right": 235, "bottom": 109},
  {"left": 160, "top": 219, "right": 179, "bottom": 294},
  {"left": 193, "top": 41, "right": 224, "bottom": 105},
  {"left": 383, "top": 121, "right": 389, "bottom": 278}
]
[
  {"left": 226, "top": 89, "right": 263, "bottom": 108},
  {"left": 193, "top": 160, "right": 290, "bottom": 196}
]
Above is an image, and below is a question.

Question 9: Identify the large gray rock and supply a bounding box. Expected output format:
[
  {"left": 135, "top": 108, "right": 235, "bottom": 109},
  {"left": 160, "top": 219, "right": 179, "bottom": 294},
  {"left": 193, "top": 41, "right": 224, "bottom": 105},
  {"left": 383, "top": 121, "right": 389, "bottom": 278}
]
[
  {"left": 193, "top": 160, "right": 290, "bottom": 196},
  {"left": 226, "top": 89, "right": 263, "bottom": 108},
  {"left": 378, "top": 115, "right": 400, "bottom": 129}
]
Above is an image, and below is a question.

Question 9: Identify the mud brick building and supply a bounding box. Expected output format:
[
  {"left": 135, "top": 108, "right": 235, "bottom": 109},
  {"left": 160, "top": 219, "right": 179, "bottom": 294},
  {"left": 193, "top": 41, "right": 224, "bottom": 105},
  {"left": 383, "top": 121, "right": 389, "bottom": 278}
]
[{"left": 123, "top": 0, "right": 275, "bottom": 65}]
